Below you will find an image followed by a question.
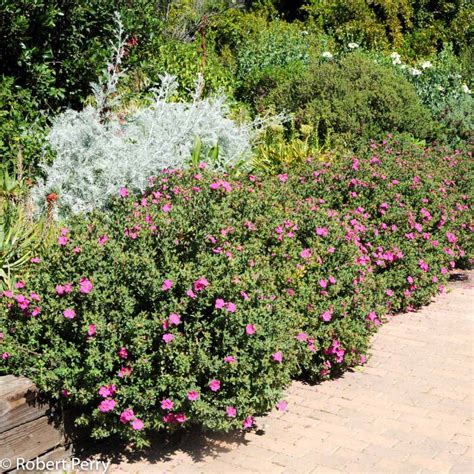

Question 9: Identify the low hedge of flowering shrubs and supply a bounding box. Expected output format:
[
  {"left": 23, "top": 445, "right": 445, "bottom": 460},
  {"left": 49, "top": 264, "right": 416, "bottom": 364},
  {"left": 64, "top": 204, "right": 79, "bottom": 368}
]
[{"left": 0, "top": 136, "right": 472, "bottom": 446}]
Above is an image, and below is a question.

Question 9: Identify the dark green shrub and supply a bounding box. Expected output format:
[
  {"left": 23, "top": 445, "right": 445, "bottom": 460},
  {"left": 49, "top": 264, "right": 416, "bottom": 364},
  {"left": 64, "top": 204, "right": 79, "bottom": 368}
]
[{"left": 257, "top": 52, "right": 435, "bottom": 147}]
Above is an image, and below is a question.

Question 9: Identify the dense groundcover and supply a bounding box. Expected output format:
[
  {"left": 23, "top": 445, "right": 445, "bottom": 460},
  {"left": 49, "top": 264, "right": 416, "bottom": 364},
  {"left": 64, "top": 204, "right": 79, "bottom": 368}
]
[{"left": 0, "top": 137, "right": 472, "bottom": 446}]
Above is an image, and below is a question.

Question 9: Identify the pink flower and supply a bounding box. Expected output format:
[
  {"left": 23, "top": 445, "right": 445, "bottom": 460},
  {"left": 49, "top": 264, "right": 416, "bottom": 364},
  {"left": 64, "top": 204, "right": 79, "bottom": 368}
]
[
  {"left": 162, "top": 279, "right": 173, "bottom": 291},
  {"left": 446, "top": 232, "right": 457, "bottom": 243},
  {"left": 163, "top": 333, "right": 174, "bottom": 344},
  {"left": 162, "top": 203, "right": 172, "bottom": 213},
  {"left": 187, "top": 391, "right": 199, "bottom": 401},
  {"left": 320, "top": 310, "right": 332, "bottom": 322},
  {"left": 300, "top": 248, "right": 312, "bottom": 259},
  {"left": 98, "top": 234, "right": 109, "bottom": 246},
  {"left": 58, "top": 235, "right": 68, "bottom": 246},
  {"left": 186, "top": 289, "right": 197, "bottom": 299},
  {"left": 243, "top": 416, "right": 254, "bottom": 429},
  {"left": 316, "top": 227, "right": 328, "bottom": 237},
  {"left": 224, "top": 355, "right": 236, "bottom": 363},
  {"left": 272, "top": 351, "right": 283, "bottom": 363},
  {"left": 98, "top": 399, "right": 116, "bottom": 413},
  {"left": 161, "top": 399, "right": 173, "bottom": 410},
  {"left": 87, "top": 324, "right": 96, "bottom": 336},
  {"left": 119, "top": 187, "right": 129, "bottom": 197},
  {"left": 226, "top": 302, "right": 236, "bottom": 313},
  {"left": 296, "top": 332, "right": 307, "bottom": 342},
  {"left": 30, "top": 257, "right": 41, "bottom": 263},
  {"left": 215, "top": 298, "right": 225, "bottom": 309},
  {"left": 31, "top": 306, "right": 41, "bottom": 317},
  {"left": 169, "top": 313, "right": 181, "bottom": 325},
  {"left": 63, "top": 308, "right": 76, "bottom": 319},
  {"left": 2, "top": 352, "right": 10, "bottom": 360},
  {"left": 407, "top": 276, "right": 414, "bottom": 284},
  {"left": 15, "top": 281, "right": 25, "bottom": 289},
  {"left": 245, "top": 324, "right": 256, "bottom": 335},
  {"left": 56, "top": 284, "right": 65, "bottom": 295},
  {"left": 209, "top": 379, "right": 221, "bottom": 392},
  {"left": 120, "top": 408, "right": 135, "bottom": 423},
  {"left": 193, "top": 277, "right": 209, "bottom": 292},
  {"left": 99, "top": 384, "right": 116, "bottom": 398},
  {"left": 276, "top": 400, "right": 288, "bottom": 411},
  {"left": 79, "top": 277, "right": 93, "bottom": 294},
  {"left": 175, "top": 413, "right": 187, "bottom": 424},
  {"left": 226, "top": 406, "right": 237, "bottom": 417},
  {"left": 73, "top": 247, "right": 81, "bottom": 254},
  {"left": 319, "top": 279, "right": 327, "bottom": 289},
  {"left": 386, "top": 289, "right": 394, "bottom": 297},
  {"left": 131, "top": 418, "right": 144, "bottom": 430},
  {"left": 329, "top": 276, "right": 336, "bottom": 285},
  {"left": 118, "top": 347, "right": 128, "bottom": 359},
  {"left": 118, "top": 366, "right": 132, "bottom": 378}
]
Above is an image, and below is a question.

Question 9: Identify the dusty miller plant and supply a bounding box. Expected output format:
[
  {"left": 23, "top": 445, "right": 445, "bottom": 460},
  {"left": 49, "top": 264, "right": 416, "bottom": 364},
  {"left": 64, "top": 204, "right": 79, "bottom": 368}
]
[{"left": 32, "top": 14, "right": 282, "bottom": 219}]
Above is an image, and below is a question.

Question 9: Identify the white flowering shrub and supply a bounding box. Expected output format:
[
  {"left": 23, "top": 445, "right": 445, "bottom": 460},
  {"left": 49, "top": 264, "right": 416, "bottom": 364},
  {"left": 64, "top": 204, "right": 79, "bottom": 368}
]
[{"left": 32, "top": 17, "right": 278, "bottom": 218}]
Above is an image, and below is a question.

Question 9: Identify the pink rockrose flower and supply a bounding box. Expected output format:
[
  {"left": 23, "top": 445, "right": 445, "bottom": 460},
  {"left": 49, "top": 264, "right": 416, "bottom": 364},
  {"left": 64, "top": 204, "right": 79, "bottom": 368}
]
[
  {"left": 162, "top": 333, "right": 174, "bottom": 344},
  {"left": 98, "top": 399, "right": 116, "bottom": 413},
  {"left": 99, "top": 384, "right": 116, "bottom": 398},
  {"left": 79, "top": 277, "right": 93, "bottom": 294},
  {"left": 169, "top": 313, "right": 181, "bottom": 325},
  {"left": 118, "top": 347, "right": 128, "bottom": 359},
  {"left": 98, "top": 234, "right": 109, "bottom": 246},
  {"left": 87, "top": 324, "right": 96, "bottom": 336},
  {"left": 187, "top": 391, "right": 199, "bottom": 401},
  {"left": 243, "top": 416, "right": 254, "bottom": 429},
  {"left": 63, "top": 308, "right": 76, "bottom": 319},
  {"left": 120, "top": 408, "right": 135, "bottom": 423},
  {"left": 320, "top": 310, "right": 332, "bottom": 322},
  {"left": 224, "top": 355, "right": 236, "bottom": 363},
  {"left": 209, "top": 379, "right": 221, "bottom": 392},
  {"left": 131, "top": 418, "right": 144, "bottom": 430},
  {"left": 226, "top": 302, "right": 236, "bottom": 313},
  {"left": 245, "top": 324, "right": 256, "bottom": 335},
  {"left": 215, "top": 298, "right": 225, "bottom": 309},
  {"left": 316, "top": 227, "right": 328, "bottom": 237},
  {"left": 119, "top": 187, "right": 129, "bottom": 197},
  {"left": 272, "top": 351, "right": 283, "bottom": 363},
  {"left": 193, "top": 277, "right": 209, "bottom": 292},
  {"left": 161, "top": 399, "right": 173, "bottom": 410},
  {"left": 162, "top": 203, "right": 172, "bottom": 213},
  {"left": 162, "top": 279, "right": 173, "bottom": 291},
  {"left": 58, "top": 235, "right": 68, "bottom": 246},
  {"left": 276, "top": 400, "right": 288, "bottom": 411},
  {"left": 300, "top": 248, "right": 312, "bottom": 259},
  {"left": 30, "top": 257, "right": 41, "bottom": 263},
  {"left": 175, "top": 413, "right": 187, "bottom": 424},
  {"left": 226, "top": 406, "right": 237, "bottom": 417}
]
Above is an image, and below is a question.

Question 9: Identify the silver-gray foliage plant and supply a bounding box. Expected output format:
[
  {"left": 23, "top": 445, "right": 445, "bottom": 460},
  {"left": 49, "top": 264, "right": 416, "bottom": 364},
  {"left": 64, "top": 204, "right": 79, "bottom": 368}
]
[{"left": 33, "top": 13, "right": 282, "bottom": 218}]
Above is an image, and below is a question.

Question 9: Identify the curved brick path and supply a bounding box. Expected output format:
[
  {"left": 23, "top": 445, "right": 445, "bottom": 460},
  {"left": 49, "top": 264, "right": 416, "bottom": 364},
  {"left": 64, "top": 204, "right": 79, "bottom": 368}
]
[{"left": 108, "top": 272, "right": 473, "bottom": 474}]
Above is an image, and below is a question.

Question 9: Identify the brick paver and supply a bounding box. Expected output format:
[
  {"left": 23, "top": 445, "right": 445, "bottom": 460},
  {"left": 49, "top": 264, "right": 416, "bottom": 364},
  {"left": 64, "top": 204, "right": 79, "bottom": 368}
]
[{"left": 107, "top": 272, "right": 473, "bottom": 473}]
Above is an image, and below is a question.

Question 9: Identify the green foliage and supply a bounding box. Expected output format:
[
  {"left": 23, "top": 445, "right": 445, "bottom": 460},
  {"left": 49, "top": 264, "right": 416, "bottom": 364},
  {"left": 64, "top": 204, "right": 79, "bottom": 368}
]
[
  {"left": 0, "top": 160, "right": 53, "bottom": 291},
  {"left": 257, "top": 51, "right": 435, "bottom": 148},
  {"left": 1, "top": 137, "right": 471, "bottom": 444}
]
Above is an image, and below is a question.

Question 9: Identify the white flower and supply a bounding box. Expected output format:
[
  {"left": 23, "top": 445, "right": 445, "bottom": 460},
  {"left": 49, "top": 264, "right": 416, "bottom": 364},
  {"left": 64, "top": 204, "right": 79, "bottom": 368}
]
[
  {"left": 421, "top": 61, "right": 433, "bottom": 69},
  {"left": 462, "top": 84, "right": 472, "bottom": 94},
  {"left": 390, "top": 52, "right": 401, "bottom": 65},
  {"left": 411, "top": 67, "right": 422, "bottom": 76},
  {"left": 348, "top": 42, "right": 359, "bottom": 49},
  {"left": 322, "top": 51, "right": 333, "bottom": 59}
]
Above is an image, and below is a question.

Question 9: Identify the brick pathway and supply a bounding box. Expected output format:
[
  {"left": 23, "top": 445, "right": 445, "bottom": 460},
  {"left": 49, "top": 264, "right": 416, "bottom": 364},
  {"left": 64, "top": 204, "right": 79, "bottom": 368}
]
[{"left": 108, "top": 272, "right": 473, "bottom": 473}]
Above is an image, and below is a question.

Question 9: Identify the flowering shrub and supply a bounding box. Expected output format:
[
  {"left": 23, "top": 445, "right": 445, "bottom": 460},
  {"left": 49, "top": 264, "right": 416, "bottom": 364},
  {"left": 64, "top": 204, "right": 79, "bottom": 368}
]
[{"left": 1, "top": 136, "right": 471, "bottom": 444}]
